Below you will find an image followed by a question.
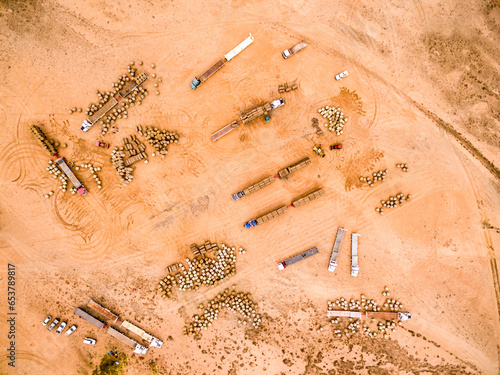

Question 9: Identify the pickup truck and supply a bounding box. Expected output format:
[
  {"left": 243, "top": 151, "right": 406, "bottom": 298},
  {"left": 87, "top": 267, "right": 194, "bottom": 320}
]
[{"left": 335, "top": 70, "right": 349, "bottom": 80}]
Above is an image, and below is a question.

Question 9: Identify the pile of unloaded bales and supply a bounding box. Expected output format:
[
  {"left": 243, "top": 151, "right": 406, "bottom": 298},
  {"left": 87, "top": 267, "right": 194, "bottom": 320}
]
[
  {"left": 317, "top": 106, "right": 348, "bottom": 135},
  {"left": 326, "top": 287, "right": 408, "bottom": 339},
  {"left": 359, "top": 169, "right": 388, "bottom": 187},
  {"left": 183, "top": 289, "right": 262, "bottom": 335},
  {"left": 375, "top": 193, "right": 411, "bottom": 215},
  {"left": 158, "top": 242, "right": 237, "bottom": 299},
  {"left": 30, "top": 125, "right": 58, "bottom": 156},
  {"left": 136, "top": 125, "right": 180, "bottom": 158},
  {"left": 110, "top": 135, "right": 147, "bottom": 185}
]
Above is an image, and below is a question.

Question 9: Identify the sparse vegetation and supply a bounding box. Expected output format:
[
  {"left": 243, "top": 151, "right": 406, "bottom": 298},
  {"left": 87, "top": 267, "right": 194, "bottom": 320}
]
[{"left": 91, "top": 352, "right": 128, "bottom": 375}]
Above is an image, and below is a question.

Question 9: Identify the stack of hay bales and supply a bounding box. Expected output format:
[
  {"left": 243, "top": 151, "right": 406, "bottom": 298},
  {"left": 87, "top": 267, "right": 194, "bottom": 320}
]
[
  {"left": 110, "top": 148, "right": 133, "bottom": 184},
  {"left": 158, "top": 242, "right": 238, "bottom": 299},
  {"left": 183, "top": 289, "right": 262, "bottom": 335},
  {"left": 317, "top": 106, "right": 348, "bottom": 135},
  {"left": 396, "top": 163, "right": 409, "bottom": 172},
  {"left": 141, "top": 126, "right": 180, "bottom": 159},
  {"left": 45, "top": 160, "right": 68, "bottom": 192},
  {"left": 30, "top": 125, "right": 58, "bottom": 156}
]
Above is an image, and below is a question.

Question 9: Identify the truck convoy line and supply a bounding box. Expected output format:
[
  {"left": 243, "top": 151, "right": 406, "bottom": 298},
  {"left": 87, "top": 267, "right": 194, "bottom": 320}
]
[
  {"left": 277, "top": 247, "right": 319, "bottom": 270},
  {"left": 231, "top": 157, "right": 311, "bottom": 201},
  {"left": 211, "top": 99, "right": 285, "bottom": 141},
  {"left": 244, "top": 188, "right": 325, "bottom": 228},
  {"left": 191, "top": 33, "right": 254, "bottom": 90}
]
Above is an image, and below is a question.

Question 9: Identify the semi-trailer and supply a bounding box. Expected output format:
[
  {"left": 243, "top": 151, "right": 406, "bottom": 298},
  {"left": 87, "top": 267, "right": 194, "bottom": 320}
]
[
  {"left": 211, "top": 99, "right": 285, "bottom": 141},
  {"left": 55, "top": 157, "right": 88, "bottom": 196},
  {"left": 328, "top": 227, "right": 346, "bottom": 272},
  {"left": 277, "top": 247, "right": 319, "bottom": 270},
  {"left": 244, "top": 188, "right": 325, "bottom": 228},
  {"left": 327, "top": 309, "right": 412, "bottom": 321},
  {"left": 231, "top": 157, "right": 311, "bottom": 201},
  {"left": 81, "top": 72, "right": 148, "bottom": 132},
  {"left": 191, "top": 34, "right": 254, "bottom": 90},
  {"left": 351, "top": 233, "right": 360, "bottom": 277}
]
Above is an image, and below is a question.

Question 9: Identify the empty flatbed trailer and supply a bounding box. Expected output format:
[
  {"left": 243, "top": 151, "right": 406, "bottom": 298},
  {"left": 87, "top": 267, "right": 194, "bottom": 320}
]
[{"left": 73, "top": 308, "right": 106, "bottom": 330}]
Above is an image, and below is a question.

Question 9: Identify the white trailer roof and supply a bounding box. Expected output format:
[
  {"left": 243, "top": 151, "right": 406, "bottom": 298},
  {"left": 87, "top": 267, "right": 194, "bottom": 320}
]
[
  {"left": 351, "top": 233, "right": 360, "bottom": 277},
  {"left": 224, "top": 34, "right": 254, "bottom": 61}
]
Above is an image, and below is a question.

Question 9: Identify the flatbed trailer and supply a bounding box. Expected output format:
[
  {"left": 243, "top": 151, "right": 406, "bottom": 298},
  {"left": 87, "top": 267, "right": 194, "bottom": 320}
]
[
  {"left": 277, "top": 157, "right": 311, "bottom": 178},
  {"left": 351, "top": 233, "right": 360, "bottom": 276},
  {"left": 73, "top": 308, "right": 106, "bottom": 330},
  {"left": 121, "top": 320, "right": 163, "bottom": 348},
  {"left": 232, "top": 157, "right": 312, "bottom": 201},
  {"left": 244, "top": 187, "right": 325, "bottom": 228},
  {"left": 191, "top": 34, "right": 254, "bottom": 90},
  {"left": 291, "top": 188, "right": 325, "bottom": 208},
  {"left": 81, "top": 97, "right": 118, "bottom": 132},
  {"left": 210, "top": 120, "right": 240, "bottom": 141},
  {"left": 327, "top": 309, "right": 411, "bottom": 321},
  {"left": 117, "top": 72, "right": 148, "bottom": 98},
  {"left": 87, "top": 300, "right": 119, "bottom": 323},
  {"left": 277, "top": 247, "right": 319, "bottom": 270},
  {"left": 231, "top": 176, "right": 276, "bottom": 201},
  {"left": 244, "top": 206, "right": 289, "bottom": 228},
  {"left": 328, "top": 228, "right": 346, "bottom": 272},
  {"left": 55, "top": 157, "right": 88, "bottom": 195},
  {"left": 211, "top": 99, "right": 285, "bottom": 142},
  {"left": 190, "top": 59, "right": 226, "bottom": 90},
  {"left": 107, "top": 327, "right": 149, "bottom": 354}
]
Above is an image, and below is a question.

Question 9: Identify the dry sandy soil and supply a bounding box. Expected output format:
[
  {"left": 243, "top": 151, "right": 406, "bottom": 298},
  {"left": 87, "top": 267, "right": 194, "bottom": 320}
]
[{"left": 0, "top": 0, "right": 500, "bottom": 374}]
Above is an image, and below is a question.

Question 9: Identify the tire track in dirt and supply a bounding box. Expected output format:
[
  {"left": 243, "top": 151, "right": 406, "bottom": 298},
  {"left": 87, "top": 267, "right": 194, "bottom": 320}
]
[{"left": 459, "top": 157, "right": 500, "bottom": 330}]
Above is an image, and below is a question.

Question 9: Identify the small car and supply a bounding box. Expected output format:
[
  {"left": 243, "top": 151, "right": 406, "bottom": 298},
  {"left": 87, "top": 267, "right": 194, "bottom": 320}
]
[
  {"left": 83, "top": 338, "right": 96, "bottom": 345},
  {"left": 66, "top": 325, "right": 77, "bottom": 335},
  {"left": 43, "top": 316, "right": 52, "bottom": 326},
  {"left": 48, "top": 318, "right": 60, "bottom": 331},
  {"left": 330, "top": 144, "right": 343, "bottom": 150},
  {"left": 335, "top": 70, "right": 349, "bottom": 81},
  {"left": 55, "top": 321, "right": 67, "bottom": 335}
]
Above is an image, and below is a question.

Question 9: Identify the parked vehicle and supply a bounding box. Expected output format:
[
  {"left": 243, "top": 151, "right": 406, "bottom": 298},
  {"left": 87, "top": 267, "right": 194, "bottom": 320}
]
[
  {"left": 191, "top": 34, "right": 254, "bottom": 90},
  {"left": 55, "top": 321, "right": 67, "bottom": 335},
  {"left": 335, "top": 70, "right": 349, "bottom": 80},
  {"left": 43, "top": 316, "right": 52, "bottom": 326},
  {"left": 55, "top": 157, "right": 88, "bottom": 196},
  {"left": 330, "top": 144, "right": 343, "bottom": 150},
  {"left": 277, "top": 247, "right": 319, "bottom": 270},
  {"left": 66, "top": 325, "right": 77, "bottom": 335},
  {"left": 83, "top": 338, "right": 96, "bottom": 345},
  {"left": 95, "top": 141, "right": 110, "bottom": 148},
  {"left": 282, "top": 41, "right": 307, "bottom": 59},
  {"left": 313, "top": 146, "right": 325, "bottom": 157},
  {"left": 48, "top": 318, "right": 60, "bottom": 331}
]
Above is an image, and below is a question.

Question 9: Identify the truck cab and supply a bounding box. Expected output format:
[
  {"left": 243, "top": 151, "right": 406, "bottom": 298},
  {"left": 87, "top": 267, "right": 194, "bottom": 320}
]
[
  {"left": 277, "top": 262, "right": 286, "bottom": 270},
  {"left": 270, "top": 99, "right": 285, "bottom": 109}
]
